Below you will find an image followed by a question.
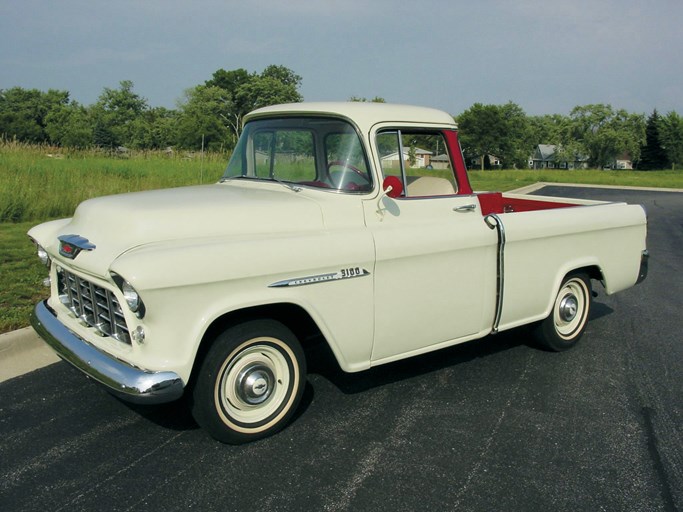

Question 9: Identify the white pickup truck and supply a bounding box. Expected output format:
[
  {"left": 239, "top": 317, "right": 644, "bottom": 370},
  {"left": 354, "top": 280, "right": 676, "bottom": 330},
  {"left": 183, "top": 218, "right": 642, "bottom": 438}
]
[{"left": 29, "top": 102, "right": 648, "bottom": 443}]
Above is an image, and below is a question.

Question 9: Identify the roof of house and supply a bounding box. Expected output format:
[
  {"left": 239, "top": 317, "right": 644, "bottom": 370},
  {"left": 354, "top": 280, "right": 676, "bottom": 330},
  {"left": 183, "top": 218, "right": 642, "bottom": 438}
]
[
  {"left": 534, "top": 144, "right": 588, "bottom": 162},
  {"left": 536, "top": 144, "right": 557, "bottom": 161},
  {"left": 380, "top": 147, "right": 433, "bottom": 160}
]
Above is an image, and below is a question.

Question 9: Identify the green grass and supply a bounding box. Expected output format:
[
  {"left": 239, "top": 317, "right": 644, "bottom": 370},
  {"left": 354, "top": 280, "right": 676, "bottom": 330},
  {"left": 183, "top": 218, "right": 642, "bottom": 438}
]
[
  {"left": 467, "top": 169, "right": 683, "bottom": 191},
  {"left": 0, "top": 141, "right": 227, "bottom": 222},
  {"left": 0, "top": 221, "right": 50, "bottom": 333},
  {"left": 1, "top": 144, "right": 682, "bottom": 333}
]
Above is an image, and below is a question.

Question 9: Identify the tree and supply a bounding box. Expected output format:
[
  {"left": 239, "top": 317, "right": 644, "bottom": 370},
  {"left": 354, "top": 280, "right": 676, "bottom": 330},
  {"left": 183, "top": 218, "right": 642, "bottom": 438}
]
[
  {"left": 639, "top": 110, "right": 669, "bottom": 170},
  {"left": 176, "top": 85, "right": 232, "bottom": 150},
  {"left": 659, "top": 111, "right": 683, "bottom": 170},
  {"left": 349, "top": 96, "right": 386, "bottom": 103},
  {"left": 499, "top": 101, "right": 534, "bottom": 168},
  {"left": 261, "top": 65, "right": 302, "bottom": 90},
  {"left": 457, "top": 103, "right": 505, "bottom": 170},
  {"left": 0, "top": 87, "right": 70, "bottom": 143},
  {"left": 91, "top": 80, "right": 149, "bottom": 148},
  {"left": 568, "top": 104, "right": 644, "bottom": 168},
  {"left": 204, "top": 65, "right": 303, "bottom": 143},
  {"left": 45, "top": 101, "right": 93, "bottom": 147},
  {"left": 205, "top": 68, "right": 252, "bottom": 94},
  {"left": 457, "top": 102, "right": 531, "bottom": 169},
  {"left": 528, "top": 114, "right": 572, "bottom": 147}
]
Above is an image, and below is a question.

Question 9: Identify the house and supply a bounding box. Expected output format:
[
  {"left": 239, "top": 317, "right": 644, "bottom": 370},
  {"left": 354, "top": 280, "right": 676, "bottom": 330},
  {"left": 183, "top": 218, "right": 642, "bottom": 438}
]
[
  {"left": 430, "top": 153, "right": 451, "bottom": 170},
  {"left": 610, "top": 152, "right": 633, "bottom": 170},
  {"left": 381, "top": 146, "right": 433, "bottom": 168},
  {"left": 469, "top": 154, "right": 501, "bottom": 169},
  {"left": 530, "top": 144, "right": 588, "bottom": 170}
]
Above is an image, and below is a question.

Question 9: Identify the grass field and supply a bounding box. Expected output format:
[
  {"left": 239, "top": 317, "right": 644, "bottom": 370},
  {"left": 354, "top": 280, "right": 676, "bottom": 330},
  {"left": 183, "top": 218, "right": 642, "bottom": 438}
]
[
  {"left": 468, "top": 168, "right": 683, "bottom": 191},
  {"left": 1, "top": 143, "right": 681, "bottom": 333},
  {"left": 0, "top": 141, "right": 226, "bottom": 222},
  {"left": 0, "top": 221, "right": 49, "bottom": 333}
]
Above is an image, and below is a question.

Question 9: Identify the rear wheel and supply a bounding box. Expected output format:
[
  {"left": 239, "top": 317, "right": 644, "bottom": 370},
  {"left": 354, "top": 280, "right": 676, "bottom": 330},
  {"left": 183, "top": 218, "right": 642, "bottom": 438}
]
[
  {"left": 533, "top": 272, "right": 591, "bottom": 351},
  {"left": 191, "top": 319, "right": 306, "bottom": 444}
]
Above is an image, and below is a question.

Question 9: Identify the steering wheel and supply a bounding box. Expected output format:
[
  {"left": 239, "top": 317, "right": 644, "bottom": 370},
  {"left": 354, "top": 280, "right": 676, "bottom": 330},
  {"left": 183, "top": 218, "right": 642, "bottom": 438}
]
[{"left": 327, "top": 161, "right": 371, "bottom": 189}]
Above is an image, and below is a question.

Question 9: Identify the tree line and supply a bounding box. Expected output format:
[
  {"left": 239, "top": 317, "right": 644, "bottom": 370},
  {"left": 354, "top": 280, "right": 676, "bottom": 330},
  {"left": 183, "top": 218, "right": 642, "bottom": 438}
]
[
  {"left": 1, "top": 65, "right": 682, "bottom": 169},
  {"left": 0, "top": 65, "right": 303, "bottom": 153},
  {"left": 457, "top": 102, "right": 682, "bottom": 170}
]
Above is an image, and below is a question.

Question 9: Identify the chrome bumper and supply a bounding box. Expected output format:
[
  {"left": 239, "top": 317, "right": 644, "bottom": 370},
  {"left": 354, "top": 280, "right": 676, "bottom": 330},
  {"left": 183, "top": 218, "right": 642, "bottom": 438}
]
[{"left": 31, "top": 300, "right": 184, "bottom": 404}]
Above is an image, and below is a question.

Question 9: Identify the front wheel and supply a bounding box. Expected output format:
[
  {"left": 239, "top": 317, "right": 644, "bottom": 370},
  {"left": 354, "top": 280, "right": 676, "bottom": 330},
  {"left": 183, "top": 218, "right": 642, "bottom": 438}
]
[
  {"left": 533, "top": 273, "right": 592, "bottom": 351},
  {"left": 191, "top": 319, "right": 306, "bottom": 444}
]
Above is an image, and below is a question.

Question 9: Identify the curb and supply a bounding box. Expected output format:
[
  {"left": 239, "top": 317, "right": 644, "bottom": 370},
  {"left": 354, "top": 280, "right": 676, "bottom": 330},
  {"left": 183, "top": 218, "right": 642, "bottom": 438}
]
[{"left": 0, "top": 326, "right": 60, "bottom": 383}]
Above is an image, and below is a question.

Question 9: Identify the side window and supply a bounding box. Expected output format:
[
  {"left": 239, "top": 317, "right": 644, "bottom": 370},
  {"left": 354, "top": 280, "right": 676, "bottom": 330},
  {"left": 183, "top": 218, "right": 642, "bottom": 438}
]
[{"left": 377, "top": 129, "right": 458, "bottom": 197}]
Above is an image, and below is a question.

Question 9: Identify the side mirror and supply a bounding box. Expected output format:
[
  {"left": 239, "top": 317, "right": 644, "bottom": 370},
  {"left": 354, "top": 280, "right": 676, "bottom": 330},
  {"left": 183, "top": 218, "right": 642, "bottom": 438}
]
[{"left": 382, "top": 176, "right": 403, "bottom": 198}]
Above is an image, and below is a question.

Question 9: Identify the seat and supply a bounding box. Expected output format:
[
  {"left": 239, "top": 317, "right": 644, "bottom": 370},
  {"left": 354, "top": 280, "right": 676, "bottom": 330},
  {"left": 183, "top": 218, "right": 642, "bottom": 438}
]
[{"left": 406, "top": 176, "right": 455, "bottom": 196}]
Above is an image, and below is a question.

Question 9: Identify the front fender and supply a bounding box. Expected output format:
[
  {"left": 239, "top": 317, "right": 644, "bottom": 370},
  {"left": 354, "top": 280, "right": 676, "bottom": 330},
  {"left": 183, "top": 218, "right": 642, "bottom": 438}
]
[{"left": 109, "top": 230, "right": 376, "bottom": 381}]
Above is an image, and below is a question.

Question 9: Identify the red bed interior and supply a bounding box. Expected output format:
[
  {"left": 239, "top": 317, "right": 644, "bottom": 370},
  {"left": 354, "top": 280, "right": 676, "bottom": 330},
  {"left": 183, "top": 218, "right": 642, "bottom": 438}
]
[{"left": 477, "top": 192, "right": 577, "bottom": 216}]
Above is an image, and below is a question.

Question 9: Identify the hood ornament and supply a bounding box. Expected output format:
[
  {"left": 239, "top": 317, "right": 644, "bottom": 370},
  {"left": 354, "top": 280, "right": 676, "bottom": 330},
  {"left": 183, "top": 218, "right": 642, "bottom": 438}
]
[{"left": 58, "top": 234, "right": 96, "bottom": 259}]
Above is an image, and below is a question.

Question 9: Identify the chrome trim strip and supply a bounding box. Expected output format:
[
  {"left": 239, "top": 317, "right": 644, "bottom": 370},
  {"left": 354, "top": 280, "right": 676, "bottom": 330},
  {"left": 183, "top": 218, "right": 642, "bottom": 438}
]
[
  {"left": 484, "top": 214, "right": 506, "bottom": 333},
  {"left": 269, "top": 268, "right": 370, "bottom": 288},
  {"left": 31, "top": 300, "right": 184, "bottom": 404}
]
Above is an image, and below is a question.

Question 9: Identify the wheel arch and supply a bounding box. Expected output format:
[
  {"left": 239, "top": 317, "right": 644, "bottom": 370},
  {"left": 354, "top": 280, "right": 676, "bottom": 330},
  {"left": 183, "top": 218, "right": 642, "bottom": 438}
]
[
  {"left": 533, "top": 262, "right": 605, "bottom": 321},
  {"left": 533, "top": 267, "right": 595, "bottom": 351},
  {"left": 575, "top": 264, "right": 603, "bottom": 286},
  {"left": 187, "top": 303, "right": 326, "bottom": 390},
  {"left": 542, "top": 263, "right": 601, "bottom": 320}
]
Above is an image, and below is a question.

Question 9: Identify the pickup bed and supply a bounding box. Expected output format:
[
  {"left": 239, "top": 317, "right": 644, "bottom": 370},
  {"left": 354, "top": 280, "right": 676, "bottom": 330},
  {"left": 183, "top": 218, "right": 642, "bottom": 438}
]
[{"left": 29, "top": 102, "right": 648, "bottom": 443}]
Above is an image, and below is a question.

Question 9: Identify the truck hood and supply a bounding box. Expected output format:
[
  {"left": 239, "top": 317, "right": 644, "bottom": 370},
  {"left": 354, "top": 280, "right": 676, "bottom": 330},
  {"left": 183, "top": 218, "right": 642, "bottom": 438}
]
[{"left": 43, "top": 183, "right": 324, "bottom": 277}]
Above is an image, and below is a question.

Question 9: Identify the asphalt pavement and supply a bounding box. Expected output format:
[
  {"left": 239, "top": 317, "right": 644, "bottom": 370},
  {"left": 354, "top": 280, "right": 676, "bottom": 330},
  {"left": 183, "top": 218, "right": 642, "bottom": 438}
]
[{"left": 0, "top": 185, "right": 681, "bottom": 512}]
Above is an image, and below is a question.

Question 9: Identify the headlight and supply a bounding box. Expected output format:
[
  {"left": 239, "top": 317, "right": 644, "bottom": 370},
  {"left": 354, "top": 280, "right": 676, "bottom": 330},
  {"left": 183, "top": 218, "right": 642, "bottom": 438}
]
[
  {"left": 111, "top": 273, "right": 146, "bottom": 318},
  {"left": 31, "top": 239, "right": 51, "bottom": 267},
  {"left": 122, "top": 281, "right": 141, "bottom": 313},
  {"left": 37, "top": 246, "right": 50, "bottom": 265}
]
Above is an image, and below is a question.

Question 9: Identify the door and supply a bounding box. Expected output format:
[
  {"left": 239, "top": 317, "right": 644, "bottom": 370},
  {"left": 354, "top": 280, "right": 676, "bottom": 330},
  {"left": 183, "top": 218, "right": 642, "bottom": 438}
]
[{"left": 365, "top": 128, "right": 497, "bottom": 363}]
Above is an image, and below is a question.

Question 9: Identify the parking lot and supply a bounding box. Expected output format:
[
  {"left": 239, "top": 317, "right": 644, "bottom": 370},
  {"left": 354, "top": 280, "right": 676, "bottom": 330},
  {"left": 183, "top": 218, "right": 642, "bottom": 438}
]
[{"left": 1, "top": 186, "right": 681, "bottom": 512}]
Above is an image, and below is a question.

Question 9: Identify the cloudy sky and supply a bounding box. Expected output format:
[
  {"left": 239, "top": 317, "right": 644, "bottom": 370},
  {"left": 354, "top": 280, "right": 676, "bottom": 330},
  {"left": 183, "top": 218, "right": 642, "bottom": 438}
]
[{"left": 1, "top": 0, "right": 681, "bottom": 116}]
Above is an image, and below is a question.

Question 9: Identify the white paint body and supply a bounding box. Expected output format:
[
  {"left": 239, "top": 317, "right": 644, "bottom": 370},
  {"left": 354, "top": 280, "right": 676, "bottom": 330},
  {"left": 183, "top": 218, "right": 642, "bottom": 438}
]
[{"left": 28, "top": 103, "right": 648, "bottom": 387}]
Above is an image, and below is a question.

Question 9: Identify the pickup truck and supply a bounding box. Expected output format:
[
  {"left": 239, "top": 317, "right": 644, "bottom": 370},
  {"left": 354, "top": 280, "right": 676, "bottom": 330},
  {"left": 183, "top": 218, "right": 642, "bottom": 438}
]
[{"left": 29, "top": 102, "right": 648, "bottom": 444}]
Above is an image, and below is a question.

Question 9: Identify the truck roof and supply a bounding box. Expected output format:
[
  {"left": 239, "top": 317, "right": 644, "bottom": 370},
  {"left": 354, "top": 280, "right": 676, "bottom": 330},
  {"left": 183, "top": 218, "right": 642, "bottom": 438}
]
[{"left": 244, "top": 102, "right": 458, "bottom": 132}]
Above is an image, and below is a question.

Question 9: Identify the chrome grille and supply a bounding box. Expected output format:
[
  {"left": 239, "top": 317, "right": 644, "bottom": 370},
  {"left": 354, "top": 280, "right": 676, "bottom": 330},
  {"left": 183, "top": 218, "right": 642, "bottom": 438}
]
[{"left": 56, "top": 266, "right": 131, "bottom": 344}]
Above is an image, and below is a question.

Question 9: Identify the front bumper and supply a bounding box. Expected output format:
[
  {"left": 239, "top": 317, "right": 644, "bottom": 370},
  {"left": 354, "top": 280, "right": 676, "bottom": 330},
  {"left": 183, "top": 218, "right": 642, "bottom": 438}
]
[{"left": 31, "top": 300, "right": 184, "bottom": 404}]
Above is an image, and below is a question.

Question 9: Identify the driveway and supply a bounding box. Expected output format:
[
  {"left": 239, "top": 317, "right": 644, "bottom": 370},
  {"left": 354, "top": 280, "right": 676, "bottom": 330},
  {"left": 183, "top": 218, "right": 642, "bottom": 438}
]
[{"left": 1, "top": 186, "right": 680, "bottom": 512}]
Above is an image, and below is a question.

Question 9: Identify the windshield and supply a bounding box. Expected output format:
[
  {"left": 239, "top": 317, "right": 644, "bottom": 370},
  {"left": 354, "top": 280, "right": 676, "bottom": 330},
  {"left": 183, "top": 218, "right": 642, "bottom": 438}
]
[{"left": 222, "top": 117, "right": 372, "bottom": 193}]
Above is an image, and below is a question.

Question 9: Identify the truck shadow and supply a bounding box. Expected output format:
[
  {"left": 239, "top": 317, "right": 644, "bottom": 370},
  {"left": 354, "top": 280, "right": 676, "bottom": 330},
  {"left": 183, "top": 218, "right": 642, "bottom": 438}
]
[
  {"left": 305, "top": 328, "right": 526, "bottom": 396},
  {"left": 305, "top": 298, "right": 615, "bottom": 396},
  {"left": 123, "top": 300, "right": 615, "bottom": 435}
]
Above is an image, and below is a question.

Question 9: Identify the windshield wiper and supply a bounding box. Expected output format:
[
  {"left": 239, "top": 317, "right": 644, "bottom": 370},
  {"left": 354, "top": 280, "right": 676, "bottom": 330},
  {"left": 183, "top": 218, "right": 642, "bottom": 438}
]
[
  {"left": 271, "top": 176, "right": 302, "bottom": 193},
  {"left": 220, "top": 174, "right": 301, "bottom": 192},
  {"left": 219, "top": 175, "right": 248, "bottom": 183}
]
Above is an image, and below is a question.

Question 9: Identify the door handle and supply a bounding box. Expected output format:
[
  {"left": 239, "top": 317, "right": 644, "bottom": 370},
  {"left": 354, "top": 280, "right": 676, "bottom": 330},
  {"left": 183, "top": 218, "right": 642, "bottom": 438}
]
[{"left": 453, "top": 204, "right": 477, "bottom": 212}]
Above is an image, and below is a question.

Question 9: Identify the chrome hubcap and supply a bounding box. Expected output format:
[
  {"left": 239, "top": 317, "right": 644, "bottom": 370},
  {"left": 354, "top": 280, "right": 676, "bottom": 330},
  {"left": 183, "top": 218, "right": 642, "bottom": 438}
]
[
  {"left": 236, "top": 363, "right": 274, "bottom": 405},
  {"left": 559, "top": 294, "right": 578, "bottom": 322}
]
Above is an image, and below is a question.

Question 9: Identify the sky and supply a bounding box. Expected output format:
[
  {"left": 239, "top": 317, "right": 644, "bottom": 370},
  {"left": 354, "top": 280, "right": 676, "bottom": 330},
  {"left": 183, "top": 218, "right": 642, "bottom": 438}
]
[{"left": 1, "top": 0, "right": 682, "bottom": 117}]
